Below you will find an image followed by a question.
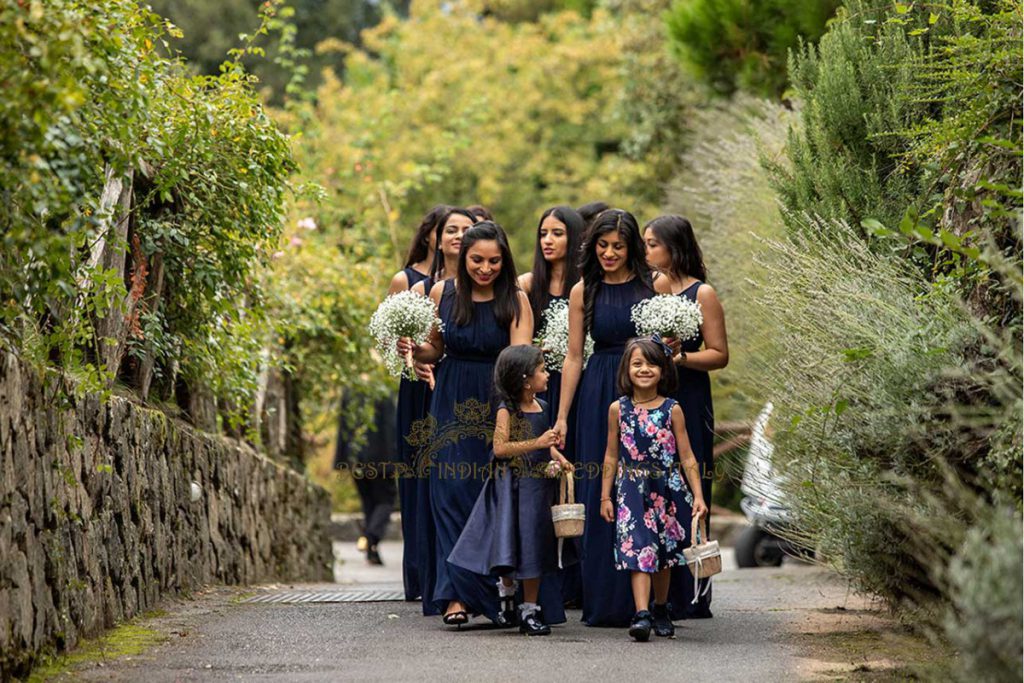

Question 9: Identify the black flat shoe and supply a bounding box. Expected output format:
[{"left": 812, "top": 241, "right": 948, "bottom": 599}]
[
  {"left": 651, "top": 603, "right": 675, "bottom": 638},
  {"left": 519, "top": 611, "right": 551, "bottom": 636},
  {"left": 442, "top": 610, "right": 469, "bottom": 628},
  {"left": 366, "top": 546, "right": 383, "bottom": 565},
  {"left": 629, "top": 610, "right": 652, "bottom": 642},
  {"left": 491, "top": 612, "right": 516, "bottom": 629}
]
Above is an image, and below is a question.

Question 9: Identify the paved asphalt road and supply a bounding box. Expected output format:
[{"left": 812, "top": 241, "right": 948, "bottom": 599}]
[{"left": 65, "top": 541, "right": 865, "bottom": 682}]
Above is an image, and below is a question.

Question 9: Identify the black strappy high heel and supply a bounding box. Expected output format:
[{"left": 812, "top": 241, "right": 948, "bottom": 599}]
[{"left": 442, "top": 610, "right": 469, "bottom": 628}]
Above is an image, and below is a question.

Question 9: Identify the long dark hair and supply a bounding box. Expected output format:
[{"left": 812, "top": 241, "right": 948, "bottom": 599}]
[
  {"left": 404, "top": 204, "right": 449, "bottom": 268},
  {"left": 580, "top": 209, "right": 653, "bottom": 337},
  {"left": 645, "top": 215, "right": 707, "bottom": 282},
  {"left": 427, "top": 206, "right": 477, "bottom": 290},
  {"left": 576, "top": 201, "right": 610, "bottom": 234},
  {"left": 529, "top": 205, "right": 584, "bottom": 325},
  {"left": 453, "top": 221, "right": 522, "bottom": 328},
  {"left": 616, "top": 337, "right": 678, "bottom": 396},
  {"left": 493, "top": 345, "right": 544, "bottom": 415}
]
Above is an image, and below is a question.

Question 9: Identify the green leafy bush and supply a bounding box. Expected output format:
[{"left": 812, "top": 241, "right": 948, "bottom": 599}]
[
  {"left": 0, "top": 0, "right": 295, "bottom": 427},
  {"left": 766, "top": 0, "right": 933, "bottom": 232},
  {"left": 666, "top": 0, "right": 839, "bottom": 97},
  {"left": 744, "top": 0, "right": 1022, "bottom": 673},
  {"left": 945, "top": 507, "right": 1023, "bottom": 682},
  {"left": 663, "top": 95, "right": 792, "bottom": 424}
]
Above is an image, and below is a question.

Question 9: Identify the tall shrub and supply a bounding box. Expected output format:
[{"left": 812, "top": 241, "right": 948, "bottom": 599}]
[
  {"left": 751, "top": 1, "right": 1022, "bottom": 676},
  {"left": 666, "top": 0, "right": 840, "bottom": 97}
]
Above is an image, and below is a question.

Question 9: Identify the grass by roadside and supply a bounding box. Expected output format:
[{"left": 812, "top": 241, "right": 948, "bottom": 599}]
[
  {"left": 793, "top": 606, "right": 956, "bottom": 681},
  {"left": 28, "top": 613, "right": 169, "bottom": 682}
]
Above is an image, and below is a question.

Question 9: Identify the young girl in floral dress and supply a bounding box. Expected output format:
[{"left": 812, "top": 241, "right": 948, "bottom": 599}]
[{"left": 599, "top": 337, "right": 708, "bottom": 642}]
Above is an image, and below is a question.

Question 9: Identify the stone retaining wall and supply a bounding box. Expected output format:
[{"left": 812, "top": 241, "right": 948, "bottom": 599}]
[{"left": 0, "top": 354, "right": 332, "bottom": 677}]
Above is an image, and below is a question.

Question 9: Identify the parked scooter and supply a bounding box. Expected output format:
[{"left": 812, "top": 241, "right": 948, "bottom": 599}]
[{"left": 735, "top": 402, "right": 811, "bottom": 568}]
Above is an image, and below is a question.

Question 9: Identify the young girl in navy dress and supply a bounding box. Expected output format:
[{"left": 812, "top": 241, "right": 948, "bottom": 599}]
[
  {"left": 449, "top": 345, "right": 573, "bottom": 635},
  {"left": 599, "top": 337, "right": 708, "bottom": 642}
]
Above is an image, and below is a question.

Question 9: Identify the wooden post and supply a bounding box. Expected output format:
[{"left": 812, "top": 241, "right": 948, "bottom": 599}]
[
  {"left": 134, "top": 250, "right": 165, "bottom": 400},
  {"left": 82, "top": 164, "right": 138, "bottom": 384}
]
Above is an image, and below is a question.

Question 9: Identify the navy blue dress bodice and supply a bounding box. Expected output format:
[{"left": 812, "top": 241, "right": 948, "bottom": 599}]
[
  {"left": 590, "top": 279, "right": 651, "bottom": 353},
  {"left": 438, "top": 279, "right": 509, "bottom": 363}
]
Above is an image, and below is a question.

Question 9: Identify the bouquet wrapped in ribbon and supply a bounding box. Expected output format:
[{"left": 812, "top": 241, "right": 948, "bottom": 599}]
[
  {"left": 368, "top": 290, "right": 443, "bottom": 385},
  {"left": 534, "top": 298, "right": 594, "bottom": 373},
  {"left": 630, "top": 294, "right": 702, "bottom": 343}
]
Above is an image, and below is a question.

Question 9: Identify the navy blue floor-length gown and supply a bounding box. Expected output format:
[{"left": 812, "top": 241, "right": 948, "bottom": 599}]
[
  {"left": 428, "top": 280, "right": 508, "bottom": 620},
  {"left": 669, "top": 280, "right": 715, "bottom": 619},
  {"left": 448, "top": 400, "right": 571, "bottom": 625},
  {"left": 536, "top": 293, "right": 583, "bottom": 608},
  {"left": 574, "top": 278, "right": 653, "bottom": 626},
  {"left": 396, "top": 267, "right": 440, "bottom": 613}
]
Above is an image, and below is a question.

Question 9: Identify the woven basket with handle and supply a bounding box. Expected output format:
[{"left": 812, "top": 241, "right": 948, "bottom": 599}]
[
  {"left": 683, "top": 516, "right": 721, "bottom": 578},
  {"left": 551, "top": 472, "right": 585, "bottom": 539}
]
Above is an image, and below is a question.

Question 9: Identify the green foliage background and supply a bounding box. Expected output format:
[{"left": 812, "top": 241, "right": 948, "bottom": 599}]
[{"left": 666, "top": 0, "right": 840, "bottom": 97}]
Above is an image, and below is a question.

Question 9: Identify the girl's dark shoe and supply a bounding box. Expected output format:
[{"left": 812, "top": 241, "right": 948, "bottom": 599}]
[
  {"left": 651, "top": 603, "right": 675, "bottom": 637},
  {"left": 366, "top": 546, "right": 383, "bottom": 565},
  {"left": 501, "top": 594, "right": 518, "bottom": 626},
  {"left": 629, "top": 610, "right": 653, "bottom": 642},
  {"left": 519, "top": 610, "right": 551, "bottom": 636},
  {"left": 497, "top": 578, "right": 519, "bottom": 626}
]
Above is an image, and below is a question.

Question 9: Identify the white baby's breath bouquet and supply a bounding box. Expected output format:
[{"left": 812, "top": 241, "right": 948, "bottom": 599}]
[
  {"left": 368, "top": 290, "right": 442, "bottom": 382},
  {"left": 631, "top": 294, "right": 703, "bottom": 342},
  {"left": 535, "top": 298, "right": 594, "bottom": 372}
]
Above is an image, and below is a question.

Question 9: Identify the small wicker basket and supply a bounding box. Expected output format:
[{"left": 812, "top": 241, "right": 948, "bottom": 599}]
[
  {"left": 683, "top": 516, "right": 722, "bottom": 578},
  {"left": 551, "top": 473, "right": 585, "bottom": 538}
]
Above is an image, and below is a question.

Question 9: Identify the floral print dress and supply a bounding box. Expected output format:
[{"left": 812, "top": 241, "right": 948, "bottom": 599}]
[{"left": 614, "top": 396, "right": 694, "bottom": 573}]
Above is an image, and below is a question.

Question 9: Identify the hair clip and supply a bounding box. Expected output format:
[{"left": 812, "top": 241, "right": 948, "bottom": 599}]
[{"left": 650, "top": 334, "right": 673, "bottom": 359}]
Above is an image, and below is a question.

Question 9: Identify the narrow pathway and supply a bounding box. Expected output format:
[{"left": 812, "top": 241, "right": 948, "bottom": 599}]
[{"left": 50, "top": 541, "right": 885, "bottom": 682}]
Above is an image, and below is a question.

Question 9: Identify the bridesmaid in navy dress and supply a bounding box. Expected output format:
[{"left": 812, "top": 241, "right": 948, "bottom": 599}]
[
  {"left": 554, "top": 209, "right": 656, "bottom": 626},
  {"left": 404, "top": 221, "right": 533, "bottom": 625},
  {"left": 518, "top": 206, "right": 585, "bottom": 432},
  {"left": 388, "top": 205, "right": 448, "bottom": 603},
  {"left": 518, "top": 205, "right": 586, "bottom": 608},
  {"left": 400, "top": 206, "right": 477, "bottom": 615},
  {"left": 644, "top": 215, "right": 729, "bottom": 619}
]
